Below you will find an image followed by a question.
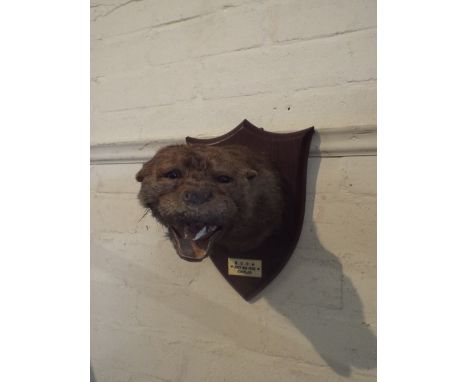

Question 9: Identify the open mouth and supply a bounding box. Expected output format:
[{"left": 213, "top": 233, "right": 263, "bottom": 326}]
[{"left": 170, "top": 223, "right": 222, "bottom": 261}]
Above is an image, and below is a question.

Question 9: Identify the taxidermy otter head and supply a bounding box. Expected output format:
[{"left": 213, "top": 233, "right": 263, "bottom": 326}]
[{"left": 136, "top": 144, "right": 284, "bottom": 261}]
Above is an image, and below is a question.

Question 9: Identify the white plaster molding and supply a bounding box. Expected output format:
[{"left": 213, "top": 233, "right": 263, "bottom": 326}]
[
  {"left": 90, "top": 125, "right": 376, "bottom": 164},
  {"left": 308, "top": 125, "right": 377, "bottom": 157}
]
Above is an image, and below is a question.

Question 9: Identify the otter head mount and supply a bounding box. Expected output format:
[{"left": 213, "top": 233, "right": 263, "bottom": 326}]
[{"left": 136, "top": 120, "right": 314, "bottom": 300}]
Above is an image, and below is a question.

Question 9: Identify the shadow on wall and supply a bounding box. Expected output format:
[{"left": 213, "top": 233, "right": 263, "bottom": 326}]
[{"left": 252, "top": 153, "right": 377, "bottom": 377}]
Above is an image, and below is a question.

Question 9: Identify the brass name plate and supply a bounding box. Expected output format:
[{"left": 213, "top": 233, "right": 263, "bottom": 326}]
[{"left": 228, "top": 258, "right": 262, "bottom": 278}]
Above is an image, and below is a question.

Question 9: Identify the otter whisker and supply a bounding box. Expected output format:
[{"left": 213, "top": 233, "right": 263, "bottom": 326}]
[{"left": 138, "top": 208, "right": 150, "bottom": 222}]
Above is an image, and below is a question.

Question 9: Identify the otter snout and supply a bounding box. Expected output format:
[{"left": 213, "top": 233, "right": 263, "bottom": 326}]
[{"left": 182, "top": 188, "right": 213, "bottom": 205}]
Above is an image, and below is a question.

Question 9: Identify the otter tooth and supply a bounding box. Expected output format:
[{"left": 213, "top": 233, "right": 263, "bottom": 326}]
[{"left": 194, "top": 226, "right": 208, "bottom": 241}]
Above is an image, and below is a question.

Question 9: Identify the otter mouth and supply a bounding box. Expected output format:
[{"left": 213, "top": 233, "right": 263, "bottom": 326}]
[{"left": 170, "top": 223, "right": 222, "bottom": 261}]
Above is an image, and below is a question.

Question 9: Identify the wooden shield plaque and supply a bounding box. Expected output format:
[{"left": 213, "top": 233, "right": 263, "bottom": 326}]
[{"left": 186, "top": 120, "right": 314, "bottom": 300}]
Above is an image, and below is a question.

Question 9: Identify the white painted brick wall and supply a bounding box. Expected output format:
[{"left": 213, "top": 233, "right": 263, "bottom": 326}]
[
  {"left": 93, "top": 30, "right": 377, "bottom": 113},
  {"left": 91, "top": 0, "right": 253, "bottom": 40},
  {"left": 92, "top": 81, "right": 376, "bottom": 144},
  {"left": 91, "top": 1, "right": 376, "bottom": 381},
  {"left": 92, "top": 3, "right": 267, "bottom": 74},
  {"left": 270, "top": 0, "right": 376, "bottom": 42},
  {"left": 91, "top": 0, "right": 376, "bottom": 145}
]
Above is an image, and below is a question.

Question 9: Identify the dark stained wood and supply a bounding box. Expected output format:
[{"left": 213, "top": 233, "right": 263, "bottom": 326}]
[{"left": 186, "top": 120, "right": 314, "bottom": 301}]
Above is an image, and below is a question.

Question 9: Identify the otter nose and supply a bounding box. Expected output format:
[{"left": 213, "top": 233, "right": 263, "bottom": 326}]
[{"left": 183, "top": 188, "right": 213, "bottom": 205}]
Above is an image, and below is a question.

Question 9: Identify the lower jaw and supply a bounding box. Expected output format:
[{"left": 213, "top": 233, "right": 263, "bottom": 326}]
[{"left": 178, "top": 253, "right": 206, "bottom": 262}]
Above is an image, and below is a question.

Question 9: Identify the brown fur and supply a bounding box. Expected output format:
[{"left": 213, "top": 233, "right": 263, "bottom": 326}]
[{"left": 136, "top": 144, "right": 284, "bottom": 260}]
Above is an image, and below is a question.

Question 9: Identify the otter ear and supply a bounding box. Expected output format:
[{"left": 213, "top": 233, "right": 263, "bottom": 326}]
[
  {"left": 136, "top": 158, "right": 155, "bottom": 182},
  {"left": 244, "top": 169, "right": 257, "bottom": 180}
]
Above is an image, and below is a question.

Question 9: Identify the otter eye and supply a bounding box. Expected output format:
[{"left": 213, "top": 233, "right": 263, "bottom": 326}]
[
  {"left": 216, "top": 175, "right": 233, "bottom": 183},
  {"left": 164, "top": 169, "right": 181, "bottom": 179}
]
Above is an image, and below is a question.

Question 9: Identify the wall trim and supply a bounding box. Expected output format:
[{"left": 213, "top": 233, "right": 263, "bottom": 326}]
[{"left": 90, "top": 125, "right": 376, "bottom": 165}]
